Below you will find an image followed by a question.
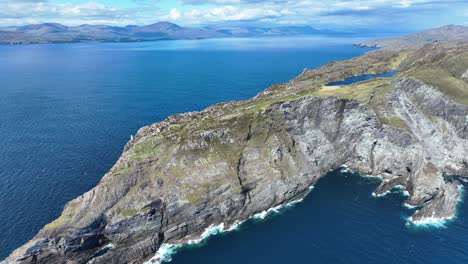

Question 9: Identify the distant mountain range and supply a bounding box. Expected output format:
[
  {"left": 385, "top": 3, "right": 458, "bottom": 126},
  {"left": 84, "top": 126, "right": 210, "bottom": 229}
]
[
  {"left": 357, "top": 25, "right": 468, "bottom": 49},
  {"left": 0, "top": 22, "right": 344, "bottom": 44}
]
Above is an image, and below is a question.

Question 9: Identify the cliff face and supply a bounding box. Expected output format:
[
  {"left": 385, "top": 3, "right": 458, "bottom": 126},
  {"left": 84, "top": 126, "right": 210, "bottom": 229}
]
[{"left": 3, "top": 42, "right": 468, "bottom": 264}]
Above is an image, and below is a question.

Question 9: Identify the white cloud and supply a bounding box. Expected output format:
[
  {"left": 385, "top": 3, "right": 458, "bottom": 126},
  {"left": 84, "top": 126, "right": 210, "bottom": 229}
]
[
  {"left": 164, "top": 0, "right": 387, "bottom": 25},
  {"left": 398, "top": 0, "right": 412, "bottom": 8},
  {"left": 0, "top": 0, "right": 465, "bottom": 30},
  {"left": 162, "top": 5, "right": 283, "bottom": 23},
  {"left": 175, "top": 0, "right": 466, "bottom": 28},
  {"left": 164, "top": 8, "right": 181, "bottom": 20},
  {"left": 0, "top": 1, "right": 140, "bottom": 26}
]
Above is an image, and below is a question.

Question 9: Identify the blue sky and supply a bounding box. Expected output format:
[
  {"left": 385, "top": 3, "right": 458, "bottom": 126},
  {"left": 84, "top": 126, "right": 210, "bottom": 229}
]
[{"left": 0, "top": 0, "right": 466, "bottom": 31}]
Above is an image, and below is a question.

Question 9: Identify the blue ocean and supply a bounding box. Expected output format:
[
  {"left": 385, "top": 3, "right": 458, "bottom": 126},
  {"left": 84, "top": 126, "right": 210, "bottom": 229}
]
[{"left": 0, "top": 37, "right": 467, "bottom": 263}]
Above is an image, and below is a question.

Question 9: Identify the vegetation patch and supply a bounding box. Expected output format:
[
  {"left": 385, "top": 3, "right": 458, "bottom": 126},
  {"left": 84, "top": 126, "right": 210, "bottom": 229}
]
[
  {"left": 390, "top": 52, "right": 409, "bottom": 70},
  {"left": 185, "top": 192, "right": 205, "bottom": 204},
  {"left": 410, "top": 68, "right": 468, "bottom": 105},
  {"left": 45, "top": 215, "right": 66, "bottom": 230},
  {"left": 380, "top": 116, "right": 410, "bottom": 130},
  {"left": 313, "top": 78, "right": 389, "bottom": 102},
  {"left": 121, "top": 208, "right": 139, "bottom": 217},
  {"left": 129, "top": 137, "right": 163, "bottom": 162}
]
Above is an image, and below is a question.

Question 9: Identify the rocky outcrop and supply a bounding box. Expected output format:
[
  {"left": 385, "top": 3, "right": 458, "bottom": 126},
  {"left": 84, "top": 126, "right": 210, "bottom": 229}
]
[
  {"left": 3, "top": 41, "right": 468, "bottom": 264},
  {"left": 462, "top": 70, "right": 468, "bottom": 81}
]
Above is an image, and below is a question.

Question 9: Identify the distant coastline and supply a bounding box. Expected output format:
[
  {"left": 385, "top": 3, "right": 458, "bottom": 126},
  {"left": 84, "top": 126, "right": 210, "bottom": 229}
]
[{"left": 0, "top": 21, "right": 350, "bottom": 45}]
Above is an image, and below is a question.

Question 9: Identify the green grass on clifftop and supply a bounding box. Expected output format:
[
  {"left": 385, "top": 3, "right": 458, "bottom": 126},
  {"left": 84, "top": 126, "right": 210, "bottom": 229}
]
[{"left": 410, "top": 68, "right": 468, "bottom": 105}]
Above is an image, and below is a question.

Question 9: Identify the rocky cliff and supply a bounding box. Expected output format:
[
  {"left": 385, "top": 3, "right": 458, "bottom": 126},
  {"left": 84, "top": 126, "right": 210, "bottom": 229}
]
[{"left": 3, "top": 40, "right": 468, "bottom": 264}]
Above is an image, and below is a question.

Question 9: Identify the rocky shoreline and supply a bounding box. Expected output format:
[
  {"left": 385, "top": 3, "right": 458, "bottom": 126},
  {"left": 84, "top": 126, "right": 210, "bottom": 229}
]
[{"left": 3, "top": 29, "right": 468, "bottom": 264}]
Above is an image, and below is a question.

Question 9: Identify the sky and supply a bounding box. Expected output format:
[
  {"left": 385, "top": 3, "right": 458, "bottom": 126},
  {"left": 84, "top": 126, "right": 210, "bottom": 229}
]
[{"left": 0, "top": 0, "right": 467, "bottom": 31}]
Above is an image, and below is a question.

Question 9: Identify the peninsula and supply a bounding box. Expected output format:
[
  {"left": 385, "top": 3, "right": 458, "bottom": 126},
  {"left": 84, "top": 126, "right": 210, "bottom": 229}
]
[{"left": 3, "top": 25, "right": 468, "bottom": 264}]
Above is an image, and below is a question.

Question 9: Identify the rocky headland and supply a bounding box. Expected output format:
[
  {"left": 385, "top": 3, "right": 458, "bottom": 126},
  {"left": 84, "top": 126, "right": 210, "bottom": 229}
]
[{"left": 3, "top": 28, "right": 468, "bottom": 264}]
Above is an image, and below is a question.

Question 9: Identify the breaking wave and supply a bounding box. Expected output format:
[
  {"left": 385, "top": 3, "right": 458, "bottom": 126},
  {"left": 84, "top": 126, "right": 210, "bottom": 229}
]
[
  {"left": 145, "top": 189, "right": 313, "bottom": 264},
  {"left": 405, "top": 184, "right": 465, "bottom": 229},
  {"left": 372, "top": 184, "right": 410, "bottom": 198}
]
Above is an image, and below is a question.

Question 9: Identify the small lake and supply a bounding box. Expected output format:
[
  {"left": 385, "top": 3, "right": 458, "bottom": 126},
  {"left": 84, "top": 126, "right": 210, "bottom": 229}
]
[{"left": 326, "top": 71, "right": 398, "bottom": 86}]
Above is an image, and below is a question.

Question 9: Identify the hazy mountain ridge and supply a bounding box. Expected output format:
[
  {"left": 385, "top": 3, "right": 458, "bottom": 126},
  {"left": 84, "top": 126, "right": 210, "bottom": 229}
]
[
  {"left": 0, "top": 22, "right": 343, "bottom": 44},
  {"left": 358, "top": 25, "right": 468, "bottom": 50}
]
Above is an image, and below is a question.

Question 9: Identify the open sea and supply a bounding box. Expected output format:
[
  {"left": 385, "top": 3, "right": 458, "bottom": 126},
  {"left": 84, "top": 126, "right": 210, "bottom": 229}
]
[{"left": 0, "top": 36, "right": 467, "bottom": 263}]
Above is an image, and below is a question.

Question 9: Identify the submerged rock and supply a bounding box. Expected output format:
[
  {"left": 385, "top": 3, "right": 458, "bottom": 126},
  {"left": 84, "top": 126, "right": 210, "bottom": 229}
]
[{"left": 3, "top": 38, "right": 468, "bottom": 264}]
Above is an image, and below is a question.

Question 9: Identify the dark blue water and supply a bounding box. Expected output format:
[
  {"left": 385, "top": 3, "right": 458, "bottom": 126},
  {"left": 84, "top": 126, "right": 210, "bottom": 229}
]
[
  {"left": 0, "top": 36, "right": 371, "bottom": 259},
  {"left": 0, "top": 37, "right": 466, "bottom": 263},
  {"left": 326, "top": 70, "right": 398, "bottom": 86},
  {"left": 168, "top": 171, "right": 468, "bottom": 264}
]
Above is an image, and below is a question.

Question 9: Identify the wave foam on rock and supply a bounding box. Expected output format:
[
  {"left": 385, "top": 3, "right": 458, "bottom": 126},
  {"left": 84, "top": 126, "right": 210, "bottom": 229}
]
[{"left": 145, "top": 188, "right": 313, "bottom": 264}]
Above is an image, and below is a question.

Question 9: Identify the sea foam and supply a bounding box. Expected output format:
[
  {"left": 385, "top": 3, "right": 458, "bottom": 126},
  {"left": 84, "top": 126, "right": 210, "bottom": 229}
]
[
  {"left": 144, "top": 223, "right": 230, "bottom": 264},
  {"left": 252, "top": 196, "right": 306, "bottom": 220},
  {"left": 340, "top": 165, "right": 383, "bottom": 180},
  {"left": 406, "top": 184, "right": 464, "bottom": 228},
  {"left": 340, "top": 165, "right": 352, "bottom": 173},
  {"left": 458, "top": 184, "right": 465, "bottom": 203},
  {"left": 372, "top": 184, "right": 409, "bottom": 198},
  {"left": 406, "top": 215, "right": 453, "bottom": 228},
  {"left": 145, "top": 188, "right": 313, "bottom": 264},
  {"left": 403, "top": 203, "right": 418, "bottom": 209}
]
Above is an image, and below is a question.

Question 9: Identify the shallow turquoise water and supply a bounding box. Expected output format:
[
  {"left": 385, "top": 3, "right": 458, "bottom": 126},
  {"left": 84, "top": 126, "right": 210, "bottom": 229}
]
[{"left": 1, "top": 36, "right": 467, "bottom": 263}]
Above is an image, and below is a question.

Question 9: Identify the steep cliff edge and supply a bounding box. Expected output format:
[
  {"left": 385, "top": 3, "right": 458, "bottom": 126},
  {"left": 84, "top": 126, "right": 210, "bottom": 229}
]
[{"left": 3, "top": 42, "right": 468, "bottom": 264}]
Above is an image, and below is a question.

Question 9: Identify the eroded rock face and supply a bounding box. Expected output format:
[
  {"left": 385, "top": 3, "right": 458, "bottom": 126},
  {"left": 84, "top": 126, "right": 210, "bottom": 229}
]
[
  {"left": 3, "top": 42, "right": 468, "bottom": 264},
  {"left": 462, "top": 69, "right": 468, "bottom": 81}
]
